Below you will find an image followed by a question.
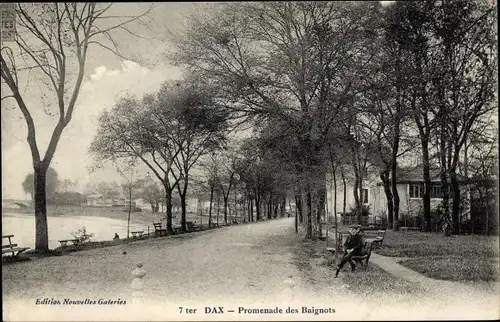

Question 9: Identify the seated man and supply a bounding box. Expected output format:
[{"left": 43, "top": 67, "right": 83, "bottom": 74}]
[{"left": 334, "top": 225, "right": 364, "bottom": 278}]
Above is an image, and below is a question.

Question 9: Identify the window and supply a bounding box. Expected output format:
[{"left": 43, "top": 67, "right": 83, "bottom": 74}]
[
  {"left": 409, "top": 183, "right": 423, "bottom": 198},
  {"left": 361, "top": 188, "right": 369, "bottom": 204},
  {"left": 430, "top": 184, "right": 442, "bottom": 198},
  {"left": 410, "top": 183, "right": 448, "bottom": 199}
]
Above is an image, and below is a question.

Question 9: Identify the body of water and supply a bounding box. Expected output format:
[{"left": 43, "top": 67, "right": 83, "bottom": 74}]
[{"left": 2, "top": 213, "right": 150, "bottom": 250}]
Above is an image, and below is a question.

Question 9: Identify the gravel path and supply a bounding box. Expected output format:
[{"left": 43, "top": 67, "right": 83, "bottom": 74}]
[{"left": 3, "top": 218, "right": 499, "bottom": 321}]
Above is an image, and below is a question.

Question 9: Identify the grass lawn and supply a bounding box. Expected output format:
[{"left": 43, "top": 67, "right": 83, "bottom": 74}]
[
  {"left": 338, "top": 261, "right": 426, "bottom": 295},
  {"left": 375, "top": 230, "right": 499, "bottom": 282},
  {"left": 293, "top": 237, "right": 425, "bottom": 296}
]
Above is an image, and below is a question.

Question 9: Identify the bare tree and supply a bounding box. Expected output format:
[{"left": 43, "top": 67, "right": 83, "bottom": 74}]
[
  {"left": 90, "top": 93, "right": 182, "bottom": 234},
  {"left": 0, "top": 3, "right": 153, "bottom": 252},
  {"left": 216, "top": 149, "right": 239, "bottom": 226},
  {"left": 200, "top": 153, "right": 220, "bottom": 228},
  {"left": 168, "top": 81, "right": 227, "bottom": 231},
  {"left": 169, "top": 1, "right": 382, "bottom": 238},
  {"left": 430, "top": 0, "right": 496, "bottom": 234},
  {"left": 114, "top": 159, "right": 139, "bottom": 239}
]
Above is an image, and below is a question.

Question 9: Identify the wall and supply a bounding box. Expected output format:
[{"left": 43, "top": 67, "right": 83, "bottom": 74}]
[{"left": 325, "top": 172, "right": 381, "bottom": 223}]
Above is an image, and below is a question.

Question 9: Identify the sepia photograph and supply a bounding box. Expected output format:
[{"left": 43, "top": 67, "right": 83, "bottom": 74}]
[{"left": 1, "top": 1, "right": 498, "bottom": 321}]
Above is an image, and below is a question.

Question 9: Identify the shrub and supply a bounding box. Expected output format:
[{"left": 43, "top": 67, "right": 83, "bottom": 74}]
[
  {"left": 349, "top": 204, "right": 370, "bottom": 216},
  {"left": 71, "top": 226, "right": 94, "bottom": 244}
]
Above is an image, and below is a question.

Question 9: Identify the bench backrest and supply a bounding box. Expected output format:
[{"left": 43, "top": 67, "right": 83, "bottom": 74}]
[
  {"left": 364, "top": 241, "right": 373, "bottom": 254},
  {"left": 2, "top": 244, "right": 18, "bottom": 249},
  {"left": 2, "top": 235, "right": 14, "bottom": 247},
  {"left": 153, "top": 223, "right": 162, "bottom": 229}
]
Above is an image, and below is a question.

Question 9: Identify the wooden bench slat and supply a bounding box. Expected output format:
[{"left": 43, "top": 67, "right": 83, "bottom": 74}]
[
  {"left": 1, "top": 235, "right": 30, "bottom": 257},
  {"left": 153, "top": 223, "right": 167, "bottom": 237},
  {"left": 2, "top": 247, "right": 29, "bottom": 254}
]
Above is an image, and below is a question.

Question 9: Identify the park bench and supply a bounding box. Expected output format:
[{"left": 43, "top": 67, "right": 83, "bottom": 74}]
[
  {"left": 153, "top": 223, "right": 167, "bottom": 237},
  {"left": 336, "top": 231, "right": 350, "bottom": 247},
  {"left": 131, "top": 231, "right": 144, "bottom": 238},
  {"left": 58, "top": 239, "right": 80, "bottom": 247},
  {"left": 186, "top": 221, "right": 198, "bottom": 232},
  {"left": 400, "top": 226, "right": 421, "bottom": 232},
  {"left": 350, "top": 241, "right": 373, "bottom": 266},
  {"left": 366, "top": 230, "right": 386, "bottom": 246},
  {"left": 2, "top": 235, "right": 30, "bottom": 258}
]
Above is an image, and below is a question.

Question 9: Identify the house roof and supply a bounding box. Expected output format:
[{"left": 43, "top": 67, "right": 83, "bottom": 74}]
[
  {"left": 86, "top": 194, "right": 103, "bottom": 199},
  {"left": 395, "top": 165, "right": 442, "bottom": 183},
  {"left": 392, "top": 165, "right": 471, "bottom": 184}
]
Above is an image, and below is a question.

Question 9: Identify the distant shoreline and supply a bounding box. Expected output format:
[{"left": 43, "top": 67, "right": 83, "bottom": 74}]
[{"left": 2, "top": 205, "right": 213, "bottom": 226}]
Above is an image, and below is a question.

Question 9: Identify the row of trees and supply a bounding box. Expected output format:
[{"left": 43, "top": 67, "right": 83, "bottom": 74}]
[
  {"left": 90, "top": 0, "right": 497, "bottom": 238},
  {"left": 166, "top": 0, "right": 497, "bottom": 237},
  {"left": 20, "top": 166, "right": 178, "bottom": 210},
  {"left": 89, "top": 80, "right": 228, "bottom": 233},
  {"left": 2, "top": 2, "right": 496, "bottom": 251}
]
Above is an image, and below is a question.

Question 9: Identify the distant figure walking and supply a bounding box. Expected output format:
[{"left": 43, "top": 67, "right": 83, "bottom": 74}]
[{"left": 113, "top": 233, "right": 120, "bottom": 240}]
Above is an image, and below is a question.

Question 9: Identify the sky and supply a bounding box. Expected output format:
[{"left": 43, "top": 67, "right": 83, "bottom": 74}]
[
  {"left": 1, "top": 1, "right": 478, "bottom": 200},
  {"left": 1, "top": 3, "right": 197, "bottom": 200}
]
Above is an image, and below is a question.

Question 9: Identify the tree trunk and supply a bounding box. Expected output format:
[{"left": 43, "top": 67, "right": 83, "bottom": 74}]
[
  {"left": 450, "top": 171, "right": 460, "bottom": 235},
  {"left": 422, "top": 141, "right": 432, "bottom": 232},
  {"left": 353, "top": 168, "right": 361, "bottom": 223},
  {"left": 280, "top": 197, "right": 286, "bottom": 218},
  {"left": 357, "top": 173, "right": 364, "bottom": 225},
  {"left": 209, "top": 186, "right": 214, "bottom": 228},
  {"left": 341, "top": 169, "right": 347, "bottom": 218},
  {"left": 165, "top": 188, "right": 173, "bottom": 234},
  {"left": 234, "top": 189, "right": 238, "bottom": 222},
  {"left": 127, "top": 185, "right": 132, "bottom": 239},
  {"left": 250, "top": 198, "right": 254, "bottom": 222},
  {"left": 180, "top": 193, "right": 187, "bottom": 231},
  {"left": 223, "top": 196, "right": 229, "bottom": 225},
  {"left": 316, "top": 187, "right": 326, "bottom": 238},
  {"left": 391, "top": 165, "right": 400, "bottom": 231},
  {"left": 295, "top": 196, "right": 298, "bottom": 233},
  {"left": 267, "top": 194, "right": 272, "bottom": 219},
  {"left": 392, "top": 54, "right": 402, "bottom": 231},
  {"left": 297, "top": 193, "right": 303, "bottom": 224},
  {"left": 296, "top": 194, "right": 303, "bottom": 226},
  {"left": 34, "top": 165, "right": 49, "bottom": 252},
  {"left": 216, "top": 192, "right": 220, "bottom": 226},
  {"left": 380, "top": 169, "right": 394, "bottom": 230},
  {"left": 177, "top": 177, "right": 189, "bottom": 232},
  {"left": 333, "top": 166, "right": 338, "bottom": 239},
  {"left": 255, "top": 190, "right": 261, "bottom": 221},
  {"left": 306, "top": 190, "right": 313, "bottom": 239}
]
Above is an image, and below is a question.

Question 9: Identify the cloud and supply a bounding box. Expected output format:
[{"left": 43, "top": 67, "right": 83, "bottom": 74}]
[{"left": 89, "top": 66, "right": 108, "bottom": 81}]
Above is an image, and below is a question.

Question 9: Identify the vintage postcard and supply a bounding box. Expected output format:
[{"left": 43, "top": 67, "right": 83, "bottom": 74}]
[{"left": 2, "top": 1, "right": 499, "bottom": 321}]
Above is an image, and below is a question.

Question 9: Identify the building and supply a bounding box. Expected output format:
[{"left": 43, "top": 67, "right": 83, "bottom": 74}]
[
  {"left": 111, "top": 198, "right": 137, "bottom": 208},
  {"left": 85, "top": 194, "right": 113, "bottom": 207},
  {"left": 326, "top": 165, "right": 470, "bottom": 226}
]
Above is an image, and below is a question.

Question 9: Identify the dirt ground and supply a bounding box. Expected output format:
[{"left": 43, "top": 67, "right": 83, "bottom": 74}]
[{"left": 3, "top": 218, "right": 499, "bottom": 321}]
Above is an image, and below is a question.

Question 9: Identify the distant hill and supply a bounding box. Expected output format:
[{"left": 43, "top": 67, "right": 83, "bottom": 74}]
[{"left": 2, "top": 199, "right": 31, "bottom": 210}]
